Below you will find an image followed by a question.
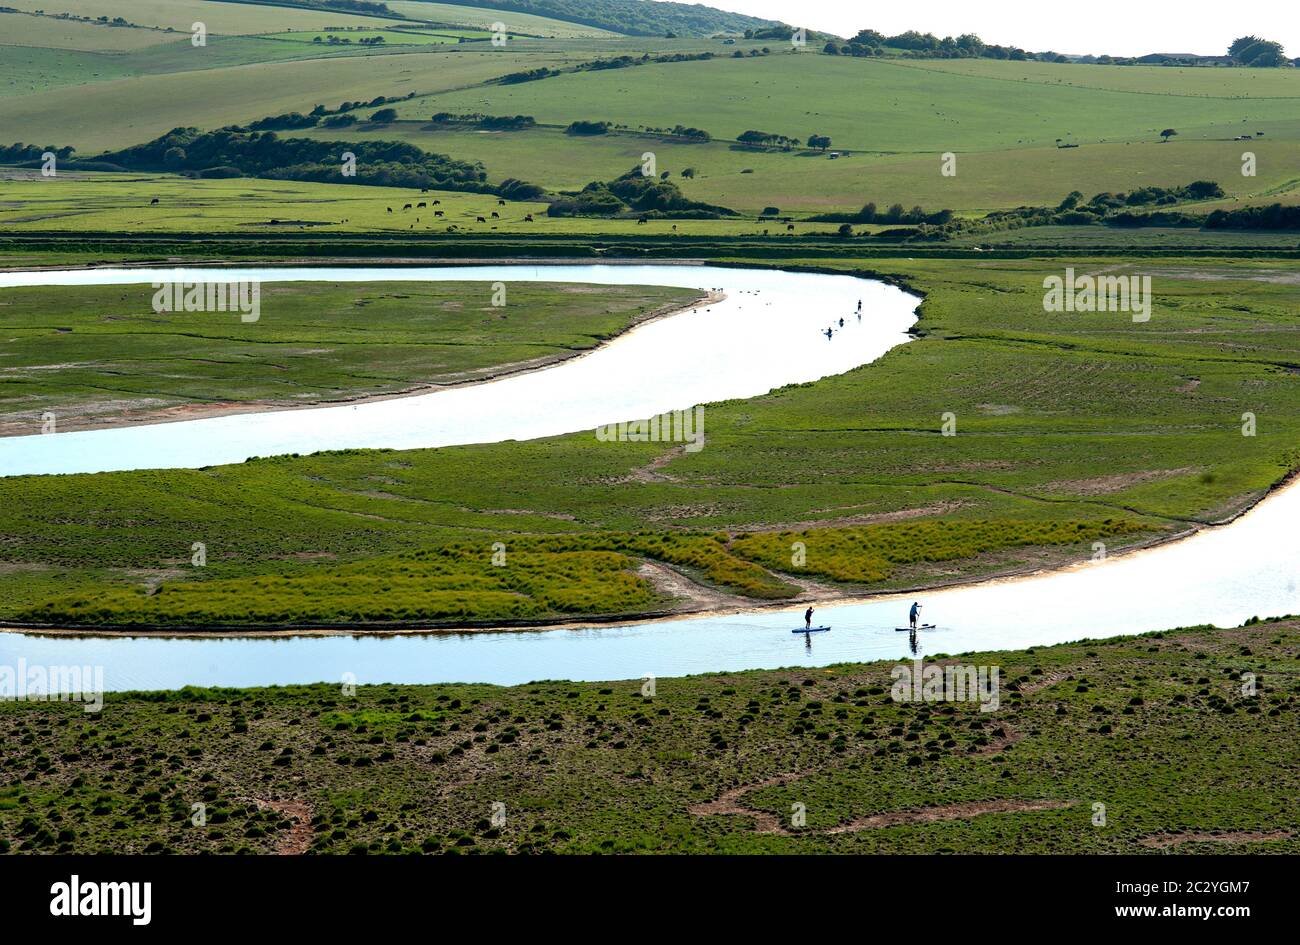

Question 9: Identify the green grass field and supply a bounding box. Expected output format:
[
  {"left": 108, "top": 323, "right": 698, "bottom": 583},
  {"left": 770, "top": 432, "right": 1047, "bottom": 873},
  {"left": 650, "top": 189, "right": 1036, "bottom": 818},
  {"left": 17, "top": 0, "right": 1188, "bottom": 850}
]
[
  {"left": 0, "top": 47, "right": 580, "bottom": 154},
  {"left": 0, "top": 279, "right": 698, "bottom": 434},
  {"left": 262, "top": 29, "right": 463, "bottom": 46},
  {"left": 385, "top": 1, "right": 623, "bottom": 37},
  {"left": 0, "top": 172, "right": 872, "bottom": 236},
  {"left": 2, "top": 619, "right": 1295, "bottom": 853},
  {"left": 298, "top": 121, "right": 1300, "bottom": 214},
  {"left": 3, "top": 16, "right": 1296, "bottom": 216},
  {"left": 1, "top": 0, "right": 411, "bottom": 33},
  {"left": 403, "top": 53, "right": 1300, "bottom": 151},
  {"left": 0, "top": 10, "right": 177, "bottom": 52}
]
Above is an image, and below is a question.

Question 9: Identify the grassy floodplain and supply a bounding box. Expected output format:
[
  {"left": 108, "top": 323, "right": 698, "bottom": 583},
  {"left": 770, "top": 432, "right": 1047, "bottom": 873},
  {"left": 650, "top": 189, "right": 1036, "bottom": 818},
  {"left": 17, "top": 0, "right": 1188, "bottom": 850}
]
[
  {"left": 2, "top": 254, "right": 1297, "bottom": 628},
  {"left": 0, "top": 280, "right": 700, "bottom": 434}
]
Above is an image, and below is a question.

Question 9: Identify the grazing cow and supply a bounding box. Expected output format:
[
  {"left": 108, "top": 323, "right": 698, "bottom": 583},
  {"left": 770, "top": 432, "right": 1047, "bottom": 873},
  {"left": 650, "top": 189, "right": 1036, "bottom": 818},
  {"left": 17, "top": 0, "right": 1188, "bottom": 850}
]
[
  {"left": 434, "top": 210, "right": 444, "bottom": 217},
  {"left": 498, "top": 199, "right": 506, "bottom": 206},
  {"left": 432, "top": 200, "right": 440, "bottom": 206},
  {"left": 637, "top": 216, "right": 648, "bottom": 225},
  {"left": 403, "top": 203, "right": 412, "bottom": 210},
  {"left": 476, "top": 216, "right": 486, "bottom": 223},
  {"left": 491, "top": 211, "right": 499, "bottom": 219},
  {"left": 523, "top": 214, "right": 533, "bottom": 222},
  {"left": 786, "top": 223, "right": 795, "bottom": 231},
  {"left": 150, "top": 197, "right": 159, "bottom": 205},
  {"left": 387, "top": 207, "right": 393, "bottom": 213},
  {"left": 417, "top": 202, "right": 427, "bottom": 208},
  {"left": 421, "top": 188, "right": 429, "bottom": 193}
]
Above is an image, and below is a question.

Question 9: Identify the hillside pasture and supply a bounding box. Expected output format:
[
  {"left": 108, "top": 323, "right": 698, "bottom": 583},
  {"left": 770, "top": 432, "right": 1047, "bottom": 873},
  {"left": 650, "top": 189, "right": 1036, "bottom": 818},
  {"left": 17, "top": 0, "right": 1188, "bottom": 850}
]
[
  {"left": 0, "top": 48, "right": 581, "bottom": 154},
  {"left": 301, "top": 121, "right": 1300, "bottom": 214},
  {"left": 0, "top": 9, "right": 177, "bottom": 51},
  {"left": 405, "top": 53, "right": 1300, "bottom": 152},
  {"left": 0, "top": 0, "right": 410, "bottom": 33},
  {"left": 385, "top": 1, "right": 623, "bottom": 37}
]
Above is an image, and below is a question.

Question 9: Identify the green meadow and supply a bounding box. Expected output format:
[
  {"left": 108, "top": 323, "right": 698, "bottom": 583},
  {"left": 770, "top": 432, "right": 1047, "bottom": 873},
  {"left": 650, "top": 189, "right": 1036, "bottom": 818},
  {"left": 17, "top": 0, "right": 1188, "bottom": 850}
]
[
  {"left": 402, "top": 53, "right": 1300, "bottom": 151},
  {"left": 384, "top": 1, "right": 623, "bottom": 37},
  {"left": 0, "top": 172, "right": 868, "bottom": 236},
  {"left": 2, "top": 21, "right": 1295, "bottom": 218},
  {"left": 0, "top": 280, "right": 698, "bottom": 434},
  {"left": 261, "top": 30, "right": 467, "bottom": 46},
  {"left": 301, "top": 121, "right": 1300, "bottom": 214},
  {"left": 0, "top": 48, "right": 581, "bottom": 154},
  {"left": 1, "top": 0, "right": 411, "bottom": 33}
]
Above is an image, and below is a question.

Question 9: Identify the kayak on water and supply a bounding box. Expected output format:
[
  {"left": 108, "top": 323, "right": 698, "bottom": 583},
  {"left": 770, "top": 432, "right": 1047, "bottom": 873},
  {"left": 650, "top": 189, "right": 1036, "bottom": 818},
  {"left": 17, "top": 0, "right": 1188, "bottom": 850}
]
[
  {"left": 895, "top": 624, "right": 937, "bottom": 631},
  {"left": 793, "top": 626, "right": 831, "bottom": 633}
]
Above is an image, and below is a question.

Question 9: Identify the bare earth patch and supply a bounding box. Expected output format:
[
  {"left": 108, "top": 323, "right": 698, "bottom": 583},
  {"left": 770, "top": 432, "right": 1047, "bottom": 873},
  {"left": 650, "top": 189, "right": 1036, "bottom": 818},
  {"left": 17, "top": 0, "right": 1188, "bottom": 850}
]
[
  {"left": 1041, "top": 467, "right": 1197, "bottom": 496},
  {"left": 637, "top": 560, "right": 753, "bottom": 612},
  {"left": 690, "top": 775, "right": 1073, "bottom": 836},
  {"left": 753, "top": 502, "right": 969, "bottom": 532},
  {"left": 253, "top": 798, "right": 314, "bottom": 855},
  {"left": 1137, "top": 830, "right": 1291, "bottom": 849},
  {"left": 826, "top": 798, "right": 1074, "bottom": 834}
]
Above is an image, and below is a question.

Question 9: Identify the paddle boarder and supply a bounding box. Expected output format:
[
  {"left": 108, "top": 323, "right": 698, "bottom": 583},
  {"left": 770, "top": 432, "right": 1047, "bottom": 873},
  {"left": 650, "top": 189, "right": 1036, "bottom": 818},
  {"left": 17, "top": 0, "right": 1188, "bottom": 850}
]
[
  {"left": 804, "top": 606, "right": 814, "bottom": 630},
  {"left": 909, "top": 601, "right": 922, "bottom": 630}
]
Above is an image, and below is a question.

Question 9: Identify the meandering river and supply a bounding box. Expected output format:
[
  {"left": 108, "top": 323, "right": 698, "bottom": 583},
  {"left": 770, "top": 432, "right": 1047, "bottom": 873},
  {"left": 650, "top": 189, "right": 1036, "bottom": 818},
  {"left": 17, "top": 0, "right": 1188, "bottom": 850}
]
[
  {"left": 2, "top": 264, "right": 1295, "bottom": 692},
  {"left": 0, "top": 264, "right": 917, "bottom": 476}
]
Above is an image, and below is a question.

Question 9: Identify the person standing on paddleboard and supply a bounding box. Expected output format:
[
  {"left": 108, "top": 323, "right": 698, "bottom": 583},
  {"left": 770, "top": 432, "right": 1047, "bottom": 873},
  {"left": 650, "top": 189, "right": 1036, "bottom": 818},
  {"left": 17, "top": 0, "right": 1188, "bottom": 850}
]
[
  {"left": 909, "top": 601, "right": 922, "bottom": 630},
  {"left": 805, "top": 606, "right": 814, "bottom": 630}
]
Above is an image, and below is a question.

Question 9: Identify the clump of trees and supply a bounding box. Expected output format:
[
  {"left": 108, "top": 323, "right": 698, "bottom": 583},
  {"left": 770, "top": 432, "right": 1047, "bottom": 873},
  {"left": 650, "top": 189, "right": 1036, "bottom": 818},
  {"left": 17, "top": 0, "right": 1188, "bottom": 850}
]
[
  {"left": 1206, "top": 203, "right": 1300, "bottom": 229},
  {"left": 499, "top": 67, "right": 561, "bottom": 85},
  {"left": 248, "top": 112, "right": 320, "bottom": 131},
  {"left": 99, "top": 127, "right": 511, "bottom": 195},
  {"left": 0, "top": 143, "right": 75, "bottom": 163},
  {"left": 737, "top": 130, "right": 801, "bottom": 150},
  {"left": 1228, "top": 35, "right": 1289, "bottom": 67},
  {"left": 432, "top": 113, "right": 536, "bottom": 130},
  {"left": 549, "top": 167, "right": 738, "bottom": 218},
  {"left": 808, "top": 202, "right": 954, "bottom": 225},
  {"left": 639, "top": 125, "right": 711, "bottom": 141},
  {"left": 565, "top": 120, "right": 612, "bottom": 135},
  {"left": 833, "top": 29, "right": 1033, "bottom": 61}
]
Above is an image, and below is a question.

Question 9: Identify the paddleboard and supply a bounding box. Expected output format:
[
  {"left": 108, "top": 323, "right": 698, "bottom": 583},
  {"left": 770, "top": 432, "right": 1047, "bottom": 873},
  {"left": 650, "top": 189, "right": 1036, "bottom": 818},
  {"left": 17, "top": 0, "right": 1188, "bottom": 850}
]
[
  {"left": 793, "top": 626, "right": 831, "bottom": 633},
  {"left": 894, "top": 624, "right": 936, "bottom": 631}
]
